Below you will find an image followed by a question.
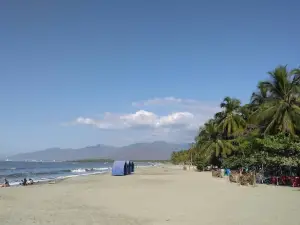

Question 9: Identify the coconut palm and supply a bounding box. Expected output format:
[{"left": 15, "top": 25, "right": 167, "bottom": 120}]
[
  {"left": 254, "top": 65, "right": 300, "bottom": 135},
  {"left": 251, "top": 81, "right": 268, "bottom": 106},
  {"left": 218, "top": 97, "right": 246, "bottom": 137},
  {"left": 239, "top": 104, "right": 252, "bottom": 121},
  {"left": 196, "top": 120, "right": 236, "bottom": 158}
]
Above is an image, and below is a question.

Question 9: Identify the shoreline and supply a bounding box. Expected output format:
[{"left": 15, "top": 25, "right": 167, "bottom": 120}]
[
  {"left": 2, "top": 168, "right": 111, "bottom": 187},
  {"left": 1, "top": 164, "right": 157, "bottom": 188}
]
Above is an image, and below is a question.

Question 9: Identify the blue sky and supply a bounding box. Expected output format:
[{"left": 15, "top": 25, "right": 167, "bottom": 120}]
[{"left": 0, "top": 1, "right": 299, "bottom": 154}]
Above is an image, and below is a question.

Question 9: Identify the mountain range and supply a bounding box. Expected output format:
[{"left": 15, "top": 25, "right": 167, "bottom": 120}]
[{"left": 3, "top": 141, "right": 190, "bottom": 161}]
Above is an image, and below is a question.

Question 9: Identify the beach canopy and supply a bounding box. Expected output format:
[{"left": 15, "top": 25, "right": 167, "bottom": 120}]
[
  {"left": 126, "top": 161, "right": 131, "bottom": 174},
  {"left": 112, "top": 161, "right": 129, "bottom": 176},
  {"left": 126, "top": 161, "right": 135, "bottom": 174},
  {"left": 129, "top": 161, "right": 135, "bottom": 173}
]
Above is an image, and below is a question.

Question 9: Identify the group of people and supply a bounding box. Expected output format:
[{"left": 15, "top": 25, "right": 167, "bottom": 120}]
[
  {"left": 20, "top": 178, "right": 34, "bottom": 186},
  {"left": 1, "top": 178, "right": 34, "bottom": 188}
]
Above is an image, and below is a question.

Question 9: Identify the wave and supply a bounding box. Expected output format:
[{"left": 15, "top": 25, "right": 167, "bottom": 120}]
[
  {"left": 0, "top": 167, "right": 111, "bottom": 179},
  {"left": 70, "top": 167, "right": 110, "bottom": 173},
  {"left": 0, "top": 169, "right": 71, "bottom": 179},
  {"left": 7, "top": 170, "right": 109, "bottom": 187},
  {"left": 70, "top": 167, "right": 111, "bottom": 173}
]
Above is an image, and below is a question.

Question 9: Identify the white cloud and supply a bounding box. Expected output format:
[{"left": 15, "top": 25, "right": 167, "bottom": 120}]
[
  {"left": 69, "top": 97, "right": 220, "bottom": 143},
  {"left": 120, "top": 110, "right": 158, "bottom": 127},
  {"left": 158, "top": 112, "right": 194, "bottom": 127},
  {"left": 74, "top": 110, "right": 195, "bottom": 130}
]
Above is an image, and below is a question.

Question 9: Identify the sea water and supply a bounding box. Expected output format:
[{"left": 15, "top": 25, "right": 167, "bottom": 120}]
[{"left": 0, "top": 161, "right": 152, "bottom": 186}]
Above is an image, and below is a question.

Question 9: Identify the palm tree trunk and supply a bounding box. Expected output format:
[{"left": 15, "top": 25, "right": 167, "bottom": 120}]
[{"left": 190, "top": 151, "right": 193, "bottom": 170}]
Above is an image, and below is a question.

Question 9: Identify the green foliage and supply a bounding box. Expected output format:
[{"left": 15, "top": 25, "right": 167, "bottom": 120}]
[
  {"left": 170, "top": 150, "right": 190, "bottom": 165},
  {"left": 194, "top": 154, "right": 210, "bottom": 171},
  {"left": 218, "top": 97, "right": 246, "bottom": 136},
  {"left": 171, "top": 65, "right": 300, "bottom": 171},
  {"left": 253, "top": 134, "right": 300, "bottom": 166},
  {"left": 252, "top": 66, "right": 300, "bottom": 135},
  {"left": 196, "top": 119, "right": 236, "bottom": 158}
]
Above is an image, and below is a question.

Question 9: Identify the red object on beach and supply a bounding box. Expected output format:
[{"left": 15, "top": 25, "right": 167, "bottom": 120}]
[
  {"left": 280, "top": 176, "right": 288, "bottom": 185},
  {"left": 271, "top": 176, "right": 277, "bottom": 185},
  {"left": 287, "top": 176, "right": 293, "bottom": 186},
  {"left": 291, "top": 177, "right": 300, "bottom": 187}
]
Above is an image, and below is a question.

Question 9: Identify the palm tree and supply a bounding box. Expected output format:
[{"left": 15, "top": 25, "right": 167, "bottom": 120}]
[
  {"left": 253, "top": 65, "right": 300, "bottom": 135},
  {"left": 196, "top": 120, "right": 236, "bottom": 158},
  {"left": 188, "top": 143, "right": 196, "bottom": 170},
  {"left": 218, "top": 97, "right": 246, "bottom": 137},
  {"left": 251, "top": 81, "right": 268, "bottom": 106},
  {"left": 239, "top": 104, "right": 252, "bottom": 121}
]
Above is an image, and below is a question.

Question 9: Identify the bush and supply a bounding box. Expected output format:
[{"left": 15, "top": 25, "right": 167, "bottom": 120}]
[{"left": 194, "top": 155, "right": 210, "bottom": 171}]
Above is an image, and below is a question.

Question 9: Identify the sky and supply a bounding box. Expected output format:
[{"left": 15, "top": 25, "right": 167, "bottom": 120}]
[{"left": 0, "top": 0, "right": 299, "bottom": 154}]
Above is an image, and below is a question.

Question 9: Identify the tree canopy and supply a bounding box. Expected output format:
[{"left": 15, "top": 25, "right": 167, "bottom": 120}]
[{"left": 170, "top": 65, "right": 300, "bottom": 170}]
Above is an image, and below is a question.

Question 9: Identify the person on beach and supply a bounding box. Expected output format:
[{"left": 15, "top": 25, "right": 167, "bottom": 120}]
[
  {"left": 1, "top": 178, "right": 10, "bottom": 187},
  {"left": 21, "top": 178, "right": 27, "bottom": 186}
]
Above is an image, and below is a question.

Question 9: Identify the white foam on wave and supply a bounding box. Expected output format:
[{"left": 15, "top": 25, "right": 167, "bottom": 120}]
[
  {"left": 7, "top": 177, "right": 53, "bottom": 186},
  {"left": 57, "top": 174, "right": 80, "bottom": 179},
  {"left": 71, "top": 168, "right": 87, "bottom": 173},
  {"left": 71, "top": 167, "right": 110, "bottom": 173},
  {"left": 8, "top": 181, "right": 21, "bottom": 186}
]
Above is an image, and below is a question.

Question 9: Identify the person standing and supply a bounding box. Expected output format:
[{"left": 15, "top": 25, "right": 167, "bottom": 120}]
[{"left": 1, "top": 178, "right": 10, "bottom": 187}]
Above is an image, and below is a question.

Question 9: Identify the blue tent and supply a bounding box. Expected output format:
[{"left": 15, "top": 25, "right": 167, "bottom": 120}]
[{"left": 112, "top": 161, "right": 128, "bottom": 176}]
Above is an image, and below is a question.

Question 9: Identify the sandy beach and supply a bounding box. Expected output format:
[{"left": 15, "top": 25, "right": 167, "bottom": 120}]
[{"left": 0, "top": 166, "right": 299, "bottom": 225}]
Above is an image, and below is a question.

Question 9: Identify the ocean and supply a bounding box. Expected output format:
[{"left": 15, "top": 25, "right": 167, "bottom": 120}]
[{"left": 0, "top": 161, "right": 151, "bottom": 186}]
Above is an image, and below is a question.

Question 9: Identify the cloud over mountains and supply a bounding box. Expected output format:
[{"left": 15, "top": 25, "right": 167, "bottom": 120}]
[{"left": 69, "top": 97, "right": 220, "bottom": 142}]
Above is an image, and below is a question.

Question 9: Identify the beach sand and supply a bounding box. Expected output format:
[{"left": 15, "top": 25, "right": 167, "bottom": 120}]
[{"left": 0, "top": 166, "right": 299, "bottom": 225}]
